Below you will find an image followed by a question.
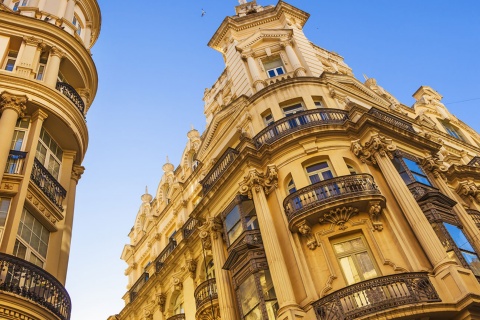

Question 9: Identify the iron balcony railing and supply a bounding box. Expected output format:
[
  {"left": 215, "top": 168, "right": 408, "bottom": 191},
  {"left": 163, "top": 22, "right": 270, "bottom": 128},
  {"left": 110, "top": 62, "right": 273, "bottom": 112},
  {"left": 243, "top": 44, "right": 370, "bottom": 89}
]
[
  {"left": 129, "top": 272, "right": 149, "bottom": 302},
  {"left": 4, "top": 150, "right": 27, "bottom": 174},
  {"left": 313, "top": 272, "right": 440, "bottom": 320},
  {"left": 253, "top": 108, "right": 349, "bottom": 148},
  {"left": 368, "top": 107, "right": 415, "bottom": 133},
  {"left": 56, "top": 82, "right": 85, "bottom": 115},
  {"left": 182, "top": 217, "right": 197, "bottom": 240},
  {"left": 0, "top": 252, "right": 71, "bottom": 320},
  {"left": 468, "top": 156, "right": 480, "bottom": 167},
  {"left": 166, "top": 314, "right": 185, "bottom": 320},
  {"left": 194, "top": 278, "right": 218, "bottom": 309},
  {"left": 283, "top": 174, "right": 380, "bottom": 222},
  {"left": 155, "top": 239, "right": 177, "bottom": 272},
  {"left": 201, "top": 148, "right": 239, "bottom": 195},
  {"left": 31, "top": 158, "right": 66, "bottom": 210},
  {"left": 467, "top": 209, "right": 480, "bottom": 227}
]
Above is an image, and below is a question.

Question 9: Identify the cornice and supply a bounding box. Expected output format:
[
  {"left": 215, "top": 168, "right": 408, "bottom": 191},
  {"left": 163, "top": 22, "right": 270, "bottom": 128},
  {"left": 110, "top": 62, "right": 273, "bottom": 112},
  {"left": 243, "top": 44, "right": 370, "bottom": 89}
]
[{"left": 235, "top": 29, "right": 293, "bottom": 52}]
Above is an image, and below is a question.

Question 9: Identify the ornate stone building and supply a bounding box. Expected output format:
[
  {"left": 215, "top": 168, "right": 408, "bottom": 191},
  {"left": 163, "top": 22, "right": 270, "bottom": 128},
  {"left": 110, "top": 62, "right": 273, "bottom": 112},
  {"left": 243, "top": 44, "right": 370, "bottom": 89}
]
[
  {"left": 0, "top": 0, "right": 100, "bottom": 319},
  {"left": 110, "top": 1, "right": 480, "bottom": 320}
]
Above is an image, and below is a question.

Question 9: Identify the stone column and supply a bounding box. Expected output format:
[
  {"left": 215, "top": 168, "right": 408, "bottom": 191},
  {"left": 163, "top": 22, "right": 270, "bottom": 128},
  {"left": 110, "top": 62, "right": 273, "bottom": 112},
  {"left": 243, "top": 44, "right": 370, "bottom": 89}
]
[
  {"left": 281, "top": 40, "right": 306, "bottom": 76},
  {"left": 242, "top": 51, "right": 264, "bottom": 91},
  {"left": 422, "top": 156, "right": 480, "bottom": 254},
  {"left": 351, "top": 135, "right": 451, "bottom": 270},
  {"left": 198, "top": 218, "right": 238, "bottom": 320},
  {"left": 239, "top": 165, "right": 305, "bottom": 320},
  {"left": 44, "top": 47, "right": 64, "bottom": 88},
  {"left": 84, "top": 22, "right": 92, "bottom": 47},
  {"left": 16, "top": 36, "right": 43, "bottom": 79},
  {"left": 0, "top": 92, "right": 27, "bottom": 183},
  {"left": 63, "top": 0, "right": 76, "bottom": 22}
]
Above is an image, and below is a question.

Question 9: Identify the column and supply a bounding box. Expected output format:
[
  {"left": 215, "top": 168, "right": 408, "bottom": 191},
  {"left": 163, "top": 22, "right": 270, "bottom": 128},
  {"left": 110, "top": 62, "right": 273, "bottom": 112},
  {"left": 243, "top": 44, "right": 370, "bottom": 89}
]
[
  {"left": 351, "top": 135, "right": 451, "bottom": 270},
  {"left": 242, "top": 51, "right": 264, "bottom": 91},
  {"left": 63, "top": 0, "right": 76, "bottom": 22},
  {"left": 16, "top": 36, "right": 43, "bottom": 78},
  {"left": 281, "top": 40, "right": 306, "bottom": 76},
  {"left": 0, "top": 92, "right": 27, "bottom": 184},
  {"left": 198, "top": 218, "right": 238, "bottom": 320},
  {"left": 44, "top": 47, "right": 64, "bottom": 88},
  {"left": 422, "top": 156, "right": 480, "bottom": 254},
  {"left": 239, "top": 165, "right": 305, "bottom": 320},
  {"left": 84, "top": 22, "right": 93, "bottom": 48}
]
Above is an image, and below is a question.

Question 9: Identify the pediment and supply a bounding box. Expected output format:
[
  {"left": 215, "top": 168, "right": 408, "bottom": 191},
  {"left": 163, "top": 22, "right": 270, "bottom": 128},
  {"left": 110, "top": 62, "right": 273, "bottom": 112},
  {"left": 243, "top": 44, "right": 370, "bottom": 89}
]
[
  {"left": 236, "top": 29, "right": 293, "bottom": 52},
  {"left": 415, "top": 114, "right": 437, "bottom": 129}
]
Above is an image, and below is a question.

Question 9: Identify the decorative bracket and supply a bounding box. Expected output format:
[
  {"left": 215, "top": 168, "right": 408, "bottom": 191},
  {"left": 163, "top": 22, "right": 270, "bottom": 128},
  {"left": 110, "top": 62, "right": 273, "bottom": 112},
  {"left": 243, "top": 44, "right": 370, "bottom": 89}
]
[{"left": 296, "top": 220, "right": 318, "bottom": 250}]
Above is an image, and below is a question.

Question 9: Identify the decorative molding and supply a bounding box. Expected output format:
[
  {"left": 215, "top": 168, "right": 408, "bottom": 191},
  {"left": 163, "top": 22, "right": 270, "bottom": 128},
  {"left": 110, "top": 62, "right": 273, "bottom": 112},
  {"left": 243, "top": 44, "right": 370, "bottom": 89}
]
[
  {"left": 239, "top": 164, "right": 278, "bottom": 199},
  {"left": 351, "top": 135, "right": 397, "bottom": 165},
  {"left": 369, "top": 201, "right": 383, "bottom": 231},
  {"left": 198, "top": 217, "right": 222, "bottom": 249},
  {"left": 456, "top": 181, "right": 480, "bottom": 203},
  {"left": 186, "top": 259, "right": 197, "bottom": 278},
  {"left": 0, "top": 91, "right": 28, "bottom": 117},
  {"left": 318, "top": 207, "right": 359, "bottom": 230},
  {"left": 23, "top": 35, "right": 43, "bottom": 46},
  {"left": 157, "top": 293, "right": 167, "bottom": 312},
  {"left": 422, "top": 156, "right": 447, "bottom": 180},
  {"left": 71, "top": 165, "right": 85, "bottom": 182},
  {"left": 296, "top": 220, "right": 317, "bottom": 250},
  {"left": 49, "top": 46, "right": 65, "bottom": 58}
]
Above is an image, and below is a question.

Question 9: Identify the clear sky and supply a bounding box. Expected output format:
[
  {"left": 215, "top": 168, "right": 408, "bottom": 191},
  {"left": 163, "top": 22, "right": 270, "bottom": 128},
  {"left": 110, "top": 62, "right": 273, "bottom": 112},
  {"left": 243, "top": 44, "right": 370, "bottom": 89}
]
[{"left": 66, "top": 1, "right": 480, "bottom": 319}]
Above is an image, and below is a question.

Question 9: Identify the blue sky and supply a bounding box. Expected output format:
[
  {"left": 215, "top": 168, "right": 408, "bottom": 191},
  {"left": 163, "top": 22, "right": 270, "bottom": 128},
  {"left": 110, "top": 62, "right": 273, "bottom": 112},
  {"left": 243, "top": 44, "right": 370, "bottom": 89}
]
[{"left": 66, "top": 1, "right": 480, "bottom": 319}]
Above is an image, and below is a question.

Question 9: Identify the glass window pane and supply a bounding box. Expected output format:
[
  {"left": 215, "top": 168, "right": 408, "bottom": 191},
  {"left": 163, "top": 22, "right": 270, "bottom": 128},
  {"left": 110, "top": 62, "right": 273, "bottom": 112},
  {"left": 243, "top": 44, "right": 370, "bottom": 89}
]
[
  {"left": 225, "top": 206, "right": 240, "bottom": 231},
  {"left": 237, "top": 275, "right": 260, "bottom": 316},
  {"left": 0, "top": 198, "right": 11, "bottom": 227},
  {"left": 444, "top": 223, "right": 475, "bottom": 252},
  {"left": 268, "top": 70, "right": 276, "bottom": 77},
  {"left": 356, "top": 252, "right": 378, "bottom": 280},
  {"left": 228, "top": 221, "right": 242, "bottom": 244},
  {"left": 260, "top": 270, "right": 276, "bottom": 300},
  {"left": 306, "top": 162, "right": 328, "bottom": 172},
  {"left": 13, "top": 240, "right": 27, "bottom": 259},
  {"left": 339, "top": 256, "right": 359, "bottom": 285},
  {"left": 244, "top": 306, "right": 262, "bottom": 320},
  {"left": 276, "top": 67, "right": 284, "bottom": 75},
  {"left": 461, "top": 251, "right": 480, "bottom": 276},
  {"left": 245, "top": 215, "right": 258, "bottom": 231},
  {"left": 322, "top": 170, "right": 334, "bottom": 180}
]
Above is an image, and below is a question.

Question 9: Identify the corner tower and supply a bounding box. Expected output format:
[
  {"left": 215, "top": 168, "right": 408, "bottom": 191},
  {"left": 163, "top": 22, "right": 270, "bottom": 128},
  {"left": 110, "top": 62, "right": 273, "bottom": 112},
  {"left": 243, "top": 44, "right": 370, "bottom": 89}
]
[{"left": 0, "top": 1, "right": 100, "bottom": 319}]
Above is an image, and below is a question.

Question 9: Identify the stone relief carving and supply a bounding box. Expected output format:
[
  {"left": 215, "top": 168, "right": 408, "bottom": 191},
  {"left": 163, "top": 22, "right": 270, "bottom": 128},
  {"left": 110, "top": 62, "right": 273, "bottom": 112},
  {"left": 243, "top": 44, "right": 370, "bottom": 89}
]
[{"left": 239, "top": 164, "right": 278, "bottom": 199}]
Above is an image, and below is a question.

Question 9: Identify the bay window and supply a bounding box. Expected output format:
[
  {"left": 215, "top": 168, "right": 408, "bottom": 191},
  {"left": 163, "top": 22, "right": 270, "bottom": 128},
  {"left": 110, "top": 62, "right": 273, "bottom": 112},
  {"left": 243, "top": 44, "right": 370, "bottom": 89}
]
[
  {"left": 224, "top": 198, "right": 258, "bottom": 246},
  {"left": 237, "top": 270, "right": 278, "bottom": 320}
]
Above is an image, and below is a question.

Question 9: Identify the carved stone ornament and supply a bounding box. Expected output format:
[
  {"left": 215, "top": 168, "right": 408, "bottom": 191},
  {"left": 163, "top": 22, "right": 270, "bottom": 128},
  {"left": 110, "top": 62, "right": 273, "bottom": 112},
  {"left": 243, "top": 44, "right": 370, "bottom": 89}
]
[
  {"left": 328, "top": 84, "right": 347, "bottom": 104},
  {"left": 23, "top": 35, "right": 43, "bottom": 46},
  {"left": 239, "top": 165, "right": 278, "bottom": 199},
  {"left": 187, "top": 259, "right": 197, "bottom": 278},
  {"left": 71, "top": 165, "right": 85, "bottom": 182},
  {"left": 457, "top": 182, "right": 480, "bottom": 203},
  {"left": 198, "top": 217, "right": 222, "bottom": 242},
  {"left": 143, "top": 309, "right": 153, "bottom": 320},
  {"left": 0, "top": 92, "right": 28, "bottom": 117},
  {"left": 157, "top": 293, "right": 167, "bottom": 312},
  {"left": 351, "top": 135, "right": 397, "bottom": 165},
  {"left": 319, "top": 207, "right": 359, "bottom": 230},
  {"left": 369, "top": 201, "right": 383, "bottom": 231},
  {"left": 296, "top": 220, "right": 318, "bottom": 250},
  {"left": 422, "top": 156, "right": 447, "bottom": 180},
  {"left": 50, "top": 46, "right": 65, "bottom": 58},
  {"left": 172, "top": 277, "right": 183, "bottom": 291}
]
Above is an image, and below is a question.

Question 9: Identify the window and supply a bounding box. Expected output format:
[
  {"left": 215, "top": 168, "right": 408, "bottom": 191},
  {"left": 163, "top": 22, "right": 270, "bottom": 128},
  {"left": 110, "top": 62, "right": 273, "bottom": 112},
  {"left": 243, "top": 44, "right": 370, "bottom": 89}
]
[
  {"left": 72, "top": 15, "right": 82, "bottom": 36},
  {"left": 36, "top": 55, "right": 48, "bottom": 80},
  {"left": 333, "top": 236, "right": 379, "bottom": 285},
  {"left": 263, "top": 113, "right": 274, "bottom": 126},
  {"left": 236, "top": 270, "right": 278, "bottom": 320},
  {"left": 263, "top": 57, "right": 285, "bottom": 78},
  {"left": 11, "top": 118, "right": 29, "bottom": 151},
  {"left": 173, "top": 295, "right": 184, "bottom": 315},
  {"left": 206, "top": 259, "right": 215, "bottom": 279},
  {"left": 36, "top": 128, "right": 62, "bottom": 179},
  {"left": 440, "top": 120, "right": 465, "bottom": 141},
  {"left": 282, "top": 103, "right": 306, "bottom": 127},
  {"left": 392, "top": 156, "right": 431, "bottom": 186},
  {"left": 14, "top": 208, "right": 50, "bottom": 268},
  {"left": 4, "top": 51, "right": 18, "bottom": 71},
  {"left": 347, "top": 164, "right": 357, "bottom": 175},
  {"left": 224, "top": 198, "right": 259, "bottom": 246},
  {"left": 306, "top": 162, "right": 334, "bottom": 184},
  {"left": 0, "top": 198, "right": 11, "bottom": 232}
]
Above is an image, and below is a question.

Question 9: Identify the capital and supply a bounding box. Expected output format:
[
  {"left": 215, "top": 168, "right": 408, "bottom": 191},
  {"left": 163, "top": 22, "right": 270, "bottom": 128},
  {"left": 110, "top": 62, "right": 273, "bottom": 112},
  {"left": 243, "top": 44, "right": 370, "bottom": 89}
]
[
  {"left": 50, "top": 46, "right": 65, "bottom": 59},
  {"left": 421, "top": 155, "right": 447, "bottom": 180},
  {"left": 0, "top": 92, "right": 28, "bottom": 118},
  {"left": 280, "top": 39, "right": 293, "bottom": 48},
  {"left": 198, "top": 217, "right": 223, "bottom": 241},
  {"left": 239, "top": 164, "right": 278, "bottom": 199},
  {"left": 23, "top": 36, "right": 43, "bottom": 46},
  {"left": 351, "top": 134, "right": 396, "bottom": 165},
  {"left": 71, "top": 165, "right": 85, "bottom": 182}
]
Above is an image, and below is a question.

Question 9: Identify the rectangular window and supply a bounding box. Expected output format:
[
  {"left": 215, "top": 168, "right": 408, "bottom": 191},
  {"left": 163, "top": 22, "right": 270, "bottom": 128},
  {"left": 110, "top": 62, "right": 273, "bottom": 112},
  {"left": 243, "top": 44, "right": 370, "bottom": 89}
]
[
  {"left": 392, "top": 156, "right": 431, "bottom": 186},
  {"left": 4, "top": 51, "right": 18, "bottom": 71},
  {"left": 36, "top": 128, "right": 62, "bottom": 179},
  {"left": 263, "top": 57, "right": 285, "bottom": 78},
  {"left": 15, "top": 208, "right": 50, "bottom": 268},
  {"left": 36, "top": 56, "right": 48, "bottom": 80},
  {"left": 443, "top": 222, "right": 480, "bottom": 276},
  {"left": 263, "top": 113, "right": 274, "bottom": 126},
  {"left": 440, "top": 120, "right": 465, "bottom": 141},
  {"left": 282, "top": 103, "right": 306, "bottom": 127},
  {"left": 225, "top": 206, "right": 242, "bottom": 244},
  {"left": 73, "top": 16, "right": 82, "bottom": 36},
  {"left": 0, "top": 198, "right": 11, "bottom": 229}
]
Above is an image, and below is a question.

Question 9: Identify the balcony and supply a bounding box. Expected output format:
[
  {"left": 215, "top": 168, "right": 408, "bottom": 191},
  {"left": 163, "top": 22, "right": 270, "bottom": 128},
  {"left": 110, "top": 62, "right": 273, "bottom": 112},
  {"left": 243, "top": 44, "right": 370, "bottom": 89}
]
[
  {"left": 155, "top": 239, "right": 177, "bottom": 272},
  {"left": 129, "top": 272, "right": 149, "bottom": 303},
  {"left": 166, "top": 314, "right": 185, "bottom": 320},
  {"left": 313, "top": 273, "right": 440, "bottom": 320},
  {"left": 253, "top": 109, "right": 349, "bottom": 148},
  {"left": 467, "top": 209, "right": 480, "bottom": 228},
  {"left": 0, "top": 252, "right": 71, "bottom": 320},
  {"left": 368, "top": 107, "right": 415, "bottom": 133},
  {"left": 56, "top": 82, "right": 85, "bottom": 115},
  {"left": 182, "top": 217, "right": 198, "bottom": 240},
  {"left": 201, "top": 148, "right": 239, "bottom": 195},
  {"left": 31, "top": 158, "right": 66, "bottom": 210},
  {"left": 283, "top": 174, "right": 384, "bottom": 228},
  {"left": 4, "top": 150, "right": 27, "bottom": 174},
  {"left": 195, "top": 278, "right": 218, "bottom": 309},
  {"left": 468, "top": 156, "right": 480, "bottom": 167}
]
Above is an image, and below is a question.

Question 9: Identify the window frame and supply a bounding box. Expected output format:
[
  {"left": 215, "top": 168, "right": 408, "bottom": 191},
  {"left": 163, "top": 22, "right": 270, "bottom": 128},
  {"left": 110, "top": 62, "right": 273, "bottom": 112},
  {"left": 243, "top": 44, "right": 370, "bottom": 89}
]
[
  {"left": 439, "top": 119, "right": 465, "bottom": 141},
  {"left": 72, "top": 15, "right": 82, "bottom": 36},
  {"left": 223, "top": 196, "right": 259, "bottom": 247},
  {"left": 392, "top": 153, "right": 432, "bottom": 186},
  {"left": 35, "top": 127, "right": 63, "bottom": 180},
  {"left": 305, "top": 161, "right": 335, "bottom": 184},
  {"left": 262, "top": 56, "right": 285, "bottom": 78},
  {"left": 4, "top": 51, "right": 18, "bottom": 71}
]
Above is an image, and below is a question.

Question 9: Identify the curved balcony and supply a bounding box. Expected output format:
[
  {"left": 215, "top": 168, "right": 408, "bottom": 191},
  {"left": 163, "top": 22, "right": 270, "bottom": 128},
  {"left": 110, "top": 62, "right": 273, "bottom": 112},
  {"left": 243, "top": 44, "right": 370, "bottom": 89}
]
[
  {"left": 166, "top": 314, "right": 185, "bottom": 320},
  {"left": 253, "top": 108, "right": 349, "bottom": 148},
  {"left": 56, "top": 82, "right": 85, "bottom": 115},
  {"left": 0, "top": 252, "right": 71, "bottom": 320},
  {"left": 195, "top": 278, "right": 218, "bottom": 309},
  {"left": 201, "top": 148, "right": 239, "bottom": 195},
  {"left": 31, "top": 158, "right": 66, "bottom": 210},
  {"left": 129, "top": 272, "right": 149, "bottom": 303},
  {"left": 313, "top": 272, "right": 440, "bottom": 320},
  {"left": 283, "top": 174, "right": 384, "bottom": 229}
]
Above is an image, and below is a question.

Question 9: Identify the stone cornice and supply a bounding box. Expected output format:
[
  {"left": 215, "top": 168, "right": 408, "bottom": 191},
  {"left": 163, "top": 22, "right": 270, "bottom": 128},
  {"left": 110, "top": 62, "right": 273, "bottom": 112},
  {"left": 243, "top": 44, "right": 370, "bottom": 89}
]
[{"left": 235, "top": 29, "right": 293, "bottom": 52}]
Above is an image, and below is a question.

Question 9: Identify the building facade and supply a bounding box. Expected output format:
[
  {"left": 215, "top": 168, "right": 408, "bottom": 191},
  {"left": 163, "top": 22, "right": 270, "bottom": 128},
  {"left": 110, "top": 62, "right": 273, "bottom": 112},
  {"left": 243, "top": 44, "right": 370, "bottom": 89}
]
[
  {"left": 110, "top": 1, "right": 480, "bottom": 320},
  {"left": 0, "top": 0, "right": 100, "bottom": 319}
]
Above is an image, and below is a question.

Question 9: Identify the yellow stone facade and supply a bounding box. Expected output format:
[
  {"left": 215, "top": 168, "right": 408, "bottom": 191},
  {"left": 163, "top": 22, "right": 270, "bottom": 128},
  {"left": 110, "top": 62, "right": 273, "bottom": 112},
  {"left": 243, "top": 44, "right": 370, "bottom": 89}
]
[
  {"left": 110, "top": 2, "right": 480, "bottom": 320},
  {"left": 0, "top": 0, "right": 100, "bottom": 319}
]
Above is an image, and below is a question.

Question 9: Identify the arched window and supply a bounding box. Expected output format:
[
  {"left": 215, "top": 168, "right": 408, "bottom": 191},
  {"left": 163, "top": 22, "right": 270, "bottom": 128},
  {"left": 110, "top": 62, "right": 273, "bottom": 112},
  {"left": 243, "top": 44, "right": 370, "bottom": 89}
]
[{"left": 173, "top": 294, "right": 184, "bottom": 315}]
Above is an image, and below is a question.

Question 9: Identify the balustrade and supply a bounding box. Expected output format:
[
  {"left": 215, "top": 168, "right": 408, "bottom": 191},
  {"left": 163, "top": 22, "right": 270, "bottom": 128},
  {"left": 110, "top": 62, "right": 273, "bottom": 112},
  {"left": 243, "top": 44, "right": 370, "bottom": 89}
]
[
  {"left": 0, "top": 252, "right": 71, "bottom": 320},
  {"left": 182, "top": 217, "right": 197, "bottom": 239},
  {"left": 166, "top": 314, "right": 185, "bottom": 320},
  {"left": 129, "top": 272, "right": 149, "bottom": 302},
  {"left": 31, "top": 158, "right": 66, "bottom": 210},
  {"left": 368, "top": 107, "right": 415, "bottom": 133},
  {"left": 201, "top": 148, "right": 239, "bottom": 194},
  {"left": 56, "top": 82, "right": 85, "bottom": 115},
  {"left": 194, "top": 278, "right": 218, "bottom": 309},
  {"left": 254, "top": 108, "right": 349, "bottom": 148},
  {"left": 4, "top": 150, "right": 27, "bottom": 174},
  {"left": 467, "top": 209, "right": 480, "bottom": 227},
  {"left": 313, "top": 273, "right": 440, "bottom": 320},
  {"left": 155, "top": 239, "right": 177, "bottom": 272}
]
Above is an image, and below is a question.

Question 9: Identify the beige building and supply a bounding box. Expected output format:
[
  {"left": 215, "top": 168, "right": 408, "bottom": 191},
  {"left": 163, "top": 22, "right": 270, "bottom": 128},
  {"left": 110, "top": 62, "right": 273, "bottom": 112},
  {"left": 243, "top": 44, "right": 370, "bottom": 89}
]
[
  {"left": 0, "top": 0, "right": 100, "bottom": 319},
  {"left": 110, "top": 1, "right": 480, "bottom": 320}
]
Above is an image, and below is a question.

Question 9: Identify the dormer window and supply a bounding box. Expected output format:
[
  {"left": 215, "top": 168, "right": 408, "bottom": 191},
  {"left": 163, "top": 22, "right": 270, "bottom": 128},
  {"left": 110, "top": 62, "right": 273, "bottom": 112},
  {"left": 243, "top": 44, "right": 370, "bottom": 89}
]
[{"left": 263, "top": 57, "right": 285, "bottom": 78}]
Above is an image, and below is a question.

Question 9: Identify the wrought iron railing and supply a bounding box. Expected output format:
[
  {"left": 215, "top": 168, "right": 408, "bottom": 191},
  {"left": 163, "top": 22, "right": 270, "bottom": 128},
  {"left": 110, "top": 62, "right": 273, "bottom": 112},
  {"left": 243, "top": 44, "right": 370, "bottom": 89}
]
[
  {"left": 155, "top": 239, "right": 177, "bottom": 272},
  {"left": 253, "top": 109, "right": 349, "bottom": 148},
  {"left": 194, "top": 278, "right": 218, "bottom": 309},
  {"left": 0, "top": 252, "right": 71, "bottom": 320},
  {"left": 129, "top": 272, "right": 149, "bottom": 302},
  {"left": 313, "top": 272, "right": 440, "bottom": 320},
  {"left": 166, "top": 314, "right": 185, "bottom": 320},
  {"left": 283, "top": 174, "right": 380, "bottom": 222},
  {"left": 368, "top": 107, "right": 415, "bottom": 133},
  {"left": 56, "top": 82, "right": 85, "bottom": 115},
  {"left": 468, "top": 156, "right": 480, "bottom": 167},
  {"left": 31, "top": 158, "right": 66, "bottom": 210},
  {"left": 467, "top": 209, "right": 480, "bottom": 227},
  {"left": 182, "top": 217, "right": 197, "bottom": 240},
  {"left": 201, "top": 148, "right": 239, "bottom": 195},
  {"left": 4, "top": 150, "right": 27, "bottom": 174}
]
